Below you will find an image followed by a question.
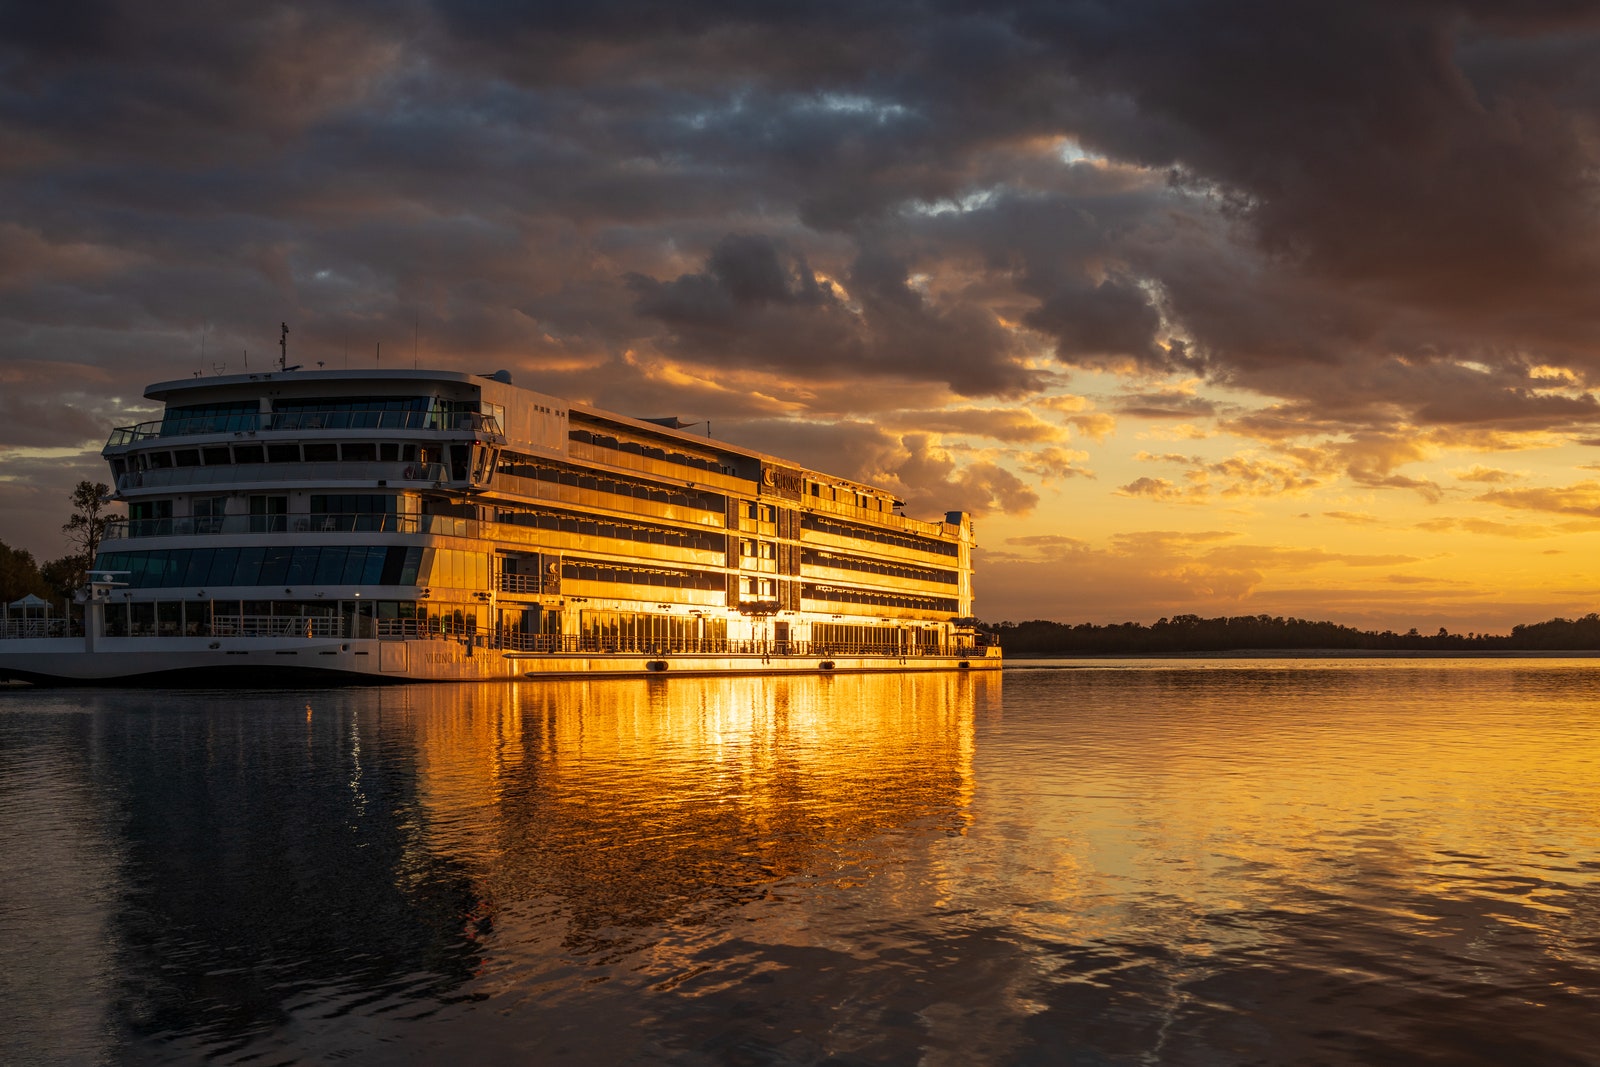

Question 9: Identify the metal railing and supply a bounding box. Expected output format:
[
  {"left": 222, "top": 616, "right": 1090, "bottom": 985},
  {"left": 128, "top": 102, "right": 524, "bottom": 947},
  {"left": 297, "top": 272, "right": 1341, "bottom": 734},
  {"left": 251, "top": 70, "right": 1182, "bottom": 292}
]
[
  {"left": 1, "top": 619, "right": 72, "bottom": 638},
  {"left": 211, "top": 615, "right": 344, "bottom": 638},
  {"left": 105, "top": 512, "right": 428, "bottom": 540},
  {"left": 106, "top": 410, "right": 503, "bottom": 447},
  {"left": 502, "top": 634, "right": 978, "bottom": 657},
  {"left": 116, "top": 462, "right": 448, "bottom": 493},
  {"left": 499, "top": 572, "right": 542, "bottom": 594}
]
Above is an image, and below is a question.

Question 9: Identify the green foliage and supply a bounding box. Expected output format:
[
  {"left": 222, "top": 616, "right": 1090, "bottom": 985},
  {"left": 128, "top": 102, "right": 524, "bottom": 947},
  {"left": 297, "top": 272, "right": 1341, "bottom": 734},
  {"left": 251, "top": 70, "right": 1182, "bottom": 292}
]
[
  {"left": 0, "top": 541, "right": 51, "bottom": 604},
  {"left": 980, "top": 613, "right": 1600, "bottom": 653},
  {"left": 62, "top": 480, "right": 114, "bottom": 564},
  {"left": 40, "top": 555, "right": 87, "bottom": 602}
]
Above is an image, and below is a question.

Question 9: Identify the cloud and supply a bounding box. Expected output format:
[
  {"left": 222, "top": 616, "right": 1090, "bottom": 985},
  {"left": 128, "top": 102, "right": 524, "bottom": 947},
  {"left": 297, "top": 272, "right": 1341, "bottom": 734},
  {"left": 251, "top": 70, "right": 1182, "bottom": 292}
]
[
  {"left": 628, "top": 234, "right": 1039, "bottom": 396},
  {"left": 1451, "top": 465, "right": 1519, "bottom": 484},
  {"left": 1479, "top": 480, "right": 1600, "bottom": 518},
  {"left": 1016, "top": 445, "right": 1093, "bottom": 481},
  {"left": 1324, "top": 511, "right": 1380, "bottom": 526},
  {"left": 1116, "top": 476, "right": 1202, "bottom": 503},
  {"left": 882, "top": 406, "right": 1067, "bottom": 444},
  {"left": 1414, "top": 516, "right": 1562, "bottom": 539}
]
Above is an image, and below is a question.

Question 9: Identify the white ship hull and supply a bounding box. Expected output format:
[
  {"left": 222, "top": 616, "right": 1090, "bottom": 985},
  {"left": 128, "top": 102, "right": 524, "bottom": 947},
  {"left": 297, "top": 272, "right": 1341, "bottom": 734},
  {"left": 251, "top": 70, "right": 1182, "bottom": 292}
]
[{"left": 0, "top": 636, "right": 1001, "bottom": 686}]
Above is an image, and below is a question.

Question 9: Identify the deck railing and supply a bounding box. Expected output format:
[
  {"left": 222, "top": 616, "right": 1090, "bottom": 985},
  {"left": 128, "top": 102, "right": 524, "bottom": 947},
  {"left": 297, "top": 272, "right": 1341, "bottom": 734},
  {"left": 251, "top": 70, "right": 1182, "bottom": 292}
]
[
  {"left": 3, "top": 614, "right": 990, "bottom": 658},
  {"left": 105, "top": 512, "right": 430, "bottom": 540},
  {"left": 1, "top": 619, "right": 72, "bottom": 638},
  {"left": 106, "top": 410, "right": 503, "bottom": 447},
  {"left": 115, "top": 461, "right": 449, "bottom": 494}
]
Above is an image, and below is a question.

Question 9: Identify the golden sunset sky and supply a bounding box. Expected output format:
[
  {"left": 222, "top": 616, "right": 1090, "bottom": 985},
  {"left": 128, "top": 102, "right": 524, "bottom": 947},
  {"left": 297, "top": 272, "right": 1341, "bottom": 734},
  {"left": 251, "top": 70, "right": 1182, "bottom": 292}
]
[{"left": 3, "top": 2, "right": 1600, "bottom": 632}]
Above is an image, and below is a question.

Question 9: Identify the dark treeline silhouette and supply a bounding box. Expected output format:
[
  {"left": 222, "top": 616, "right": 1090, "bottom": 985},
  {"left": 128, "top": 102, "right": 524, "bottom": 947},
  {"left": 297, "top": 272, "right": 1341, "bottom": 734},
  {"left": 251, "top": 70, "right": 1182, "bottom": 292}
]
[{"left": 984, "top": 613, "right": 1600, "bottom": 654}]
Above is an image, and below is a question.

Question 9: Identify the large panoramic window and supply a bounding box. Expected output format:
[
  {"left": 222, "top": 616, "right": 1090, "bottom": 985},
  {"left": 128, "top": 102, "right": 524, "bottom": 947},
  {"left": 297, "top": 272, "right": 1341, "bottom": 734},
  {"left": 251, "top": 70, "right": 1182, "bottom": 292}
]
[
  {"left": 92, "top": 546, "right": 424, "bottom": 589},
  {"left": 160, "top": 401, "right": 261, "bottom": 435}
]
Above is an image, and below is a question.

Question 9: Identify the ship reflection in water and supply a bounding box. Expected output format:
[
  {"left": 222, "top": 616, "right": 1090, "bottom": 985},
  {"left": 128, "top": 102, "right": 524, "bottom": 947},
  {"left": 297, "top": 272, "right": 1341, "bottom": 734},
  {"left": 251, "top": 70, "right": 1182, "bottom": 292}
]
[{"left": 3, "top": 661, "right": 1600, "bottom": 1064}]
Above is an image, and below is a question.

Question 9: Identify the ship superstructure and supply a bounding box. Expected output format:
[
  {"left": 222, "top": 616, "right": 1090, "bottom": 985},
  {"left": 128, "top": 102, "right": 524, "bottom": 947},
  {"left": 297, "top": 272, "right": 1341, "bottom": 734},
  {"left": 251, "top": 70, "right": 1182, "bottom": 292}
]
[{"left": 0, "top": 368, "right": 999, "bottom": 683}]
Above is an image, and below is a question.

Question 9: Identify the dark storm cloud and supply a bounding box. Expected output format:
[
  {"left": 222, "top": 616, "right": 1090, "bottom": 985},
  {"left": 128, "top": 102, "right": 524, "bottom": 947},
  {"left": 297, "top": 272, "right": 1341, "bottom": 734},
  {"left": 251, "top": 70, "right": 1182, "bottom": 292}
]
[
  {"left": 628, "top": 234, "right": 1038, "bottom": 395},
  {"left": 5, "top": 0, "right": 1600, "bottom": 556}
]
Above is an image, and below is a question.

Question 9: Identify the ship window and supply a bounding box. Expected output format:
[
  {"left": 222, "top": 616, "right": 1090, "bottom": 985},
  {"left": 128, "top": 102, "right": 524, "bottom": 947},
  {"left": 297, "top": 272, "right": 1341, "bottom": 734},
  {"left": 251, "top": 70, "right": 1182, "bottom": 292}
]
[
  {"left": 258, "top": 545, "right": 293, "bottom": 585},
  {"left": 182, "top": 548, "right": 213, "bottom": 586},
  {"left": 285, "top": 548, "right": 317, "bottom": 585},
  {"left": 248, "top": 495, "right": 287, "bottom": 533},
  {"left": 202, "top": 447, "right": 231, "bottom": 465},
  {"left": 303, "top": 443, "right": 337, "bottom": 462},
  {"left": 342, "top": 442, "right": 376, "bottom": 462},
  {"left": 234, "top": 547, "right": 266, "bottom": 581},
  {"left": 358, "top": 547, "right": 387, "bottom": 585},
  {"left": 191, "top": 496, "right": 226, "bottom": 532},
  {"left": 234, "top": 445, "right": 264, "bottom": 464},
  {"left": 207, "top": 547, "right": 240, "bottom": 585},
  {"left": 146, "top": 451, "right": 173, "bottom": 469},
  {"left": 379, "top": 443, "right": 399, "bottom": 461},
  {"left": 162, "top": 401, "right": 261, "bottom": 435},
  {"left": 267, "top": 443, "right": 300, "bottom": 463},
  {"left": 314, "top": 547, "right": 349, "bottom": 584},
  {"left": 174, "top": 449, "right": 201, "bottom": 467}
]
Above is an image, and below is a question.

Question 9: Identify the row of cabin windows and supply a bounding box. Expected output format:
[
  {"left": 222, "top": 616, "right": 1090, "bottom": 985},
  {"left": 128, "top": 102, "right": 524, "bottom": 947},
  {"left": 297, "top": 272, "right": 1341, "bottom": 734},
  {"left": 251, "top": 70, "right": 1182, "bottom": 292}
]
[
  {"left": 803, "top": 583, "right": 960, "bottom": 614},
  {"left": 567, "top": 429, "right": 731, "bottom": 475},
  {"left": 115, "top": 441, "right": 426, "bottom": 474},
  {"left": 92, "top": 545, "right": 425, "bottom": 589},
  {"left": 801, "top": 548, "right": 959, "bottom": 586},
  {"left": 493, "top": 505, "right": 724, "bottom": 552},
  {"left": 799, "top": 512, "right": 961, "bottom": 558},
  {"left": 807, "top": 482, "right": 893, "bottom": 511},
  {"left": 560, "top": 558, "right": 724, "bottom": 592},
  {"left": 496, "top": 453, "right": 723, "bottom": 513}
]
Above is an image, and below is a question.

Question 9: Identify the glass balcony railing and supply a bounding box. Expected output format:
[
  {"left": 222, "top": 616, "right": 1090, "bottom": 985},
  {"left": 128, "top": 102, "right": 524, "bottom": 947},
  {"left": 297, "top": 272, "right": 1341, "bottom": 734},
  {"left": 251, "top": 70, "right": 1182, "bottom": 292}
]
[
  {"left": 105, "top": 513, "right": 429, "bottom": 540},
  {"left": 101, "top": 508, "right": 486, "bottom": 543},
  {"left": 116, "top": 461, "right": 449, "bottom": 492},
  {"left": 106, "top": 409, "right": 503, "bottom": 447}
]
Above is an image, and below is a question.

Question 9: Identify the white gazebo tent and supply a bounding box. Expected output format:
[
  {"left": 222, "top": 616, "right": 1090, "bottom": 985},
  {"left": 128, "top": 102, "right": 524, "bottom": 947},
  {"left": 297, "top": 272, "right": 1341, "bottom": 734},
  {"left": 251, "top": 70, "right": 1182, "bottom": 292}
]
[{"left": 6, "top": 593, "right": 50, "bottom": 637}]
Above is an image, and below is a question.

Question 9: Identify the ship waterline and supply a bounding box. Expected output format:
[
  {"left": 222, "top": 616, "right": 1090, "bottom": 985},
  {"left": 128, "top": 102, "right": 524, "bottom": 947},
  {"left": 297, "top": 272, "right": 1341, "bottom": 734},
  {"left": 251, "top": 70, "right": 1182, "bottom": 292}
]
[{"left": 0, "top": 367, "right": 998, "bottom": 684}]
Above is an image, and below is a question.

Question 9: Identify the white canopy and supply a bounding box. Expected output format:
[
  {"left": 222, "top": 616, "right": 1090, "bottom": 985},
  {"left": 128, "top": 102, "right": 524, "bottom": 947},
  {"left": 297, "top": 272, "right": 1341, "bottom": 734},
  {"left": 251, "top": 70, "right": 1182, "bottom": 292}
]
[{"left": 7, "top": 594, "right": 48, "bottom": 610}]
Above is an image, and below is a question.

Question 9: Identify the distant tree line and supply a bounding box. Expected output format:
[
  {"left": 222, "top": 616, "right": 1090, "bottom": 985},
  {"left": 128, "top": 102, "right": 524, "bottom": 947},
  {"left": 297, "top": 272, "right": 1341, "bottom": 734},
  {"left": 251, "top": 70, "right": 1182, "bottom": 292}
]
[{"left": 982, "top": 613, "right": 1600, "bottom": 653}]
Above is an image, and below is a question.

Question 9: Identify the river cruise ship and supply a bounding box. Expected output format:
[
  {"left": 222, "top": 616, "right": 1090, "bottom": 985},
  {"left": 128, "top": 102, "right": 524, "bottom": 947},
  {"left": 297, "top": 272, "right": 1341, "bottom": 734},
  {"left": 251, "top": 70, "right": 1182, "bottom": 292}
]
[{"left": 0, "top": 368, "right": 999, "bottom": 684}]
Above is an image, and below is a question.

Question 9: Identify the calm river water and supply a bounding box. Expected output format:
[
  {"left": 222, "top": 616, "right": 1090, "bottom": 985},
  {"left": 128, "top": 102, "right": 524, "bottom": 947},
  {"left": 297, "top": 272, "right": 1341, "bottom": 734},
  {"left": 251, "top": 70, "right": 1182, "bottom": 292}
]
[{"left": 2, "top": 659, "right": 1599, "bottom": 1065}]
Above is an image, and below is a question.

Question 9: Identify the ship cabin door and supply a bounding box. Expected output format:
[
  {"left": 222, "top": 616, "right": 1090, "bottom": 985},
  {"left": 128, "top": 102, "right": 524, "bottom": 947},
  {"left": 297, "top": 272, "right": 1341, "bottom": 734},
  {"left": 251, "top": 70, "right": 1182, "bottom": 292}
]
[{"left": 774, "top": 621, "right": 789, "bottom": 656}]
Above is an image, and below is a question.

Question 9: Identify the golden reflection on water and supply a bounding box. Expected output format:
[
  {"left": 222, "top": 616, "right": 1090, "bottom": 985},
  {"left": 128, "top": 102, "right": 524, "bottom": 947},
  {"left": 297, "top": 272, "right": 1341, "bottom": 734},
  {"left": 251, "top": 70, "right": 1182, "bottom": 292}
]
[
  {"left": 392, "top": 672, "right": 993, "bottom": 951},
  {"left": 970, "top": 664, "right": 1600, "bottom": 972}
]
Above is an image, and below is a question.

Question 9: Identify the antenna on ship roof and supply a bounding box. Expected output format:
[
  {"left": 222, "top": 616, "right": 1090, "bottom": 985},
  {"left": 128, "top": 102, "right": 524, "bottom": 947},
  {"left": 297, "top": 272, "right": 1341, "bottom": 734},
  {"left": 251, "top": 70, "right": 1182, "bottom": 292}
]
[{"left": 279, "top": 323, "right": 288, "bottom": 371}]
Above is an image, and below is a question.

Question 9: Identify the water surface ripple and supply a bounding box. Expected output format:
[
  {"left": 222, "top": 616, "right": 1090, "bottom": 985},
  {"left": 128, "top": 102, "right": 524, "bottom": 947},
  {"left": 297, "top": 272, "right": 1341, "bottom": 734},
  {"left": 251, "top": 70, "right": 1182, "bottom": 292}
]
[{"left": 2, "top": 660, "right": 1598, "bottom": 1064}]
